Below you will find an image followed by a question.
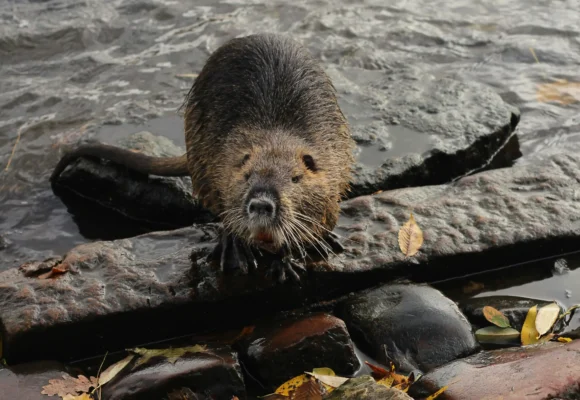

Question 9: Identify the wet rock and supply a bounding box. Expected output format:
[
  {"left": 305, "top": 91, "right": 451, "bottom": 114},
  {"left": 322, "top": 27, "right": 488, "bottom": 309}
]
[
  {"left": 50, "top": 73, "right": 520, "bottom": 229},
  {"left": 3, "top": 152, "right": 580, "bottom": 363},
  {"left": 325, "top": 375, "right": 413, "bottom": 400},
  {"left": 101, "top": 345, "right": 245, "bottom": 400},
  {"left": 51, "top": 131, "right": 215, "bottom": 233},
  {"left": 0, "top": 361, "right": 83, "bottom": 400},
  {"left": 337, "top": 68, "right": 521, "bottom": 197},
  {"left": 408, "top": 340, "right": 580, "bottom": 400},
  {"left": 237, "top": 313, "right": 359, "bottom": 391},
  {"left": 337, "top": 283, "right": 479, "bottom": 373},
  {"left": 459, "top": 295, "right": 565, "bottom": 332}
]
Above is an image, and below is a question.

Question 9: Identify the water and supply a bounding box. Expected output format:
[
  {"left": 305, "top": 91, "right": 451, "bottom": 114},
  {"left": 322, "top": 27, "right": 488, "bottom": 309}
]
[{"left": 1, "top": 0, "right": 580, "bottom": 306}]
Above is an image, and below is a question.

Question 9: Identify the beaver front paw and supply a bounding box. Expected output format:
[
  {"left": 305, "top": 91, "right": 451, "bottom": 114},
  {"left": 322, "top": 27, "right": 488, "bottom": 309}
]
[
  {"left": 208, "top": 232, "right": 258, "bottom": 274},
  {"left": 267, "top": 255, "right": 306, "bottom": 284}
]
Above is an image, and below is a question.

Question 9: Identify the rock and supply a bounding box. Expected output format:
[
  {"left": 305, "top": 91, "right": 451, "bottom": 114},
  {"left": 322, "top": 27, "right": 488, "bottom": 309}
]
[
  {"left": 408, "top": 340, "right": 580, "bottom": 400},
  {"left": 50, "top": 74, "right": 520, "bottom": 230},
  {"left": 337, "top": 283, "right": 479, "bottom": 373},
  {"left": 325, "top": 375, "right": 413, "bottom": 400},
  {"left": 2, "top": 152, "right": 580, "bottom": 364},
  {"left": 337, "top": 68, "right": 521, "bottom": 197},
  {"left": 0, "top": 361, "right": 84, "bottom": 400},
  {"left": 237, "top": 313, "right": 359, "bottom": 391},
  {"left": 51, "top": 131, "right": 216, "bottom": 233},
  {"left": 101, "top": 345, "right": 246, "bottom": 400},
  {"left": 459, "top": 295, "right": 565, "bottom": 332}
]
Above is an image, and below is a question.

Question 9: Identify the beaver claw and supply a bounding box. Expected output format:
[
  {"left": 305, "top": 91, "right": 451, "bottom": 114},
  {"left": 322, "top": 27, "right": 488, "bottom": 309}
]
[
  {"left": 267, "top": 255, "right": 307, "bottom": 284},
  {"left": 324, "top": 231, "right": 344, "bottom": 254},
  {"left": 208, "top": 232, "right": 258, "bottom": 274}
]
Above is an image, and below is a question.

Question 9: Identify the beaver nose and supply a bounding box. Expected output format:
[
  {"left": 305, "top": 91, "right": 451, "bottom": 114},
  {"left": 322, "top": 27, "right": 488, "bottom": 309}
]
[{"left": 248, "top": 198, "right": 276, "bottom": 218}]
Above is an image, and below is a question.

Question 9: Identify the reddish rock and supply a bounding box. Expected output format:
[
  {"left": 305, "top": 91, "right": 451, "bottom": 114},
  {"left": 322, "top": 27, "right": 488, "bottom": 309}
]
[
  {"left": 408, "top": 340, "right": 580, "bottom": 400},
  {"left": 238, "top": 313, "right": 360, "bottom": 391}
]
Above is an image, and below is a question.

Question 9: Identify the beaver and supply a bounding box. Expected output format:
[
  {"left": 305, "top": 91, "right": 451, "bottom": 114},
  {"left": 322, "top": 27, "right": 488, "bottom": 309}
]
[{"left": 50, "top": 33, "right": 355, "bottom": 282}]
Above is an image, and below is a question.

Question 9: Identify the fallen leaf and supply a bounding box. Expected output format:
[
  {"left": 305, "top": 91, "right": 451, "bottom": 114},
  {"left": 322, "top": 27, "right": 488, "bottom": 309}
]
[
  {"left": 97, "top": 355, "right": 134, "bottom": 387},
  {"left": 522, "top": 305, "right": 540, "bottom": 345},
  {"left": 398, "top": 213, "right": 423, "bottom": 257},
  {"left": 231, "top": 326, "right": 255, "bottom": 344},
  {"left": 535, "top": 302, "right": 560, "bottom": 337},
  {"left": 376, "top": 375, "right": 395, "bottom": 388},
  {"left": 63, "top": 394, "right": 94, "bottom": 400},
  {"left": 557, "top": 337, "right": 573, "bottom": 343},
  {"left": 475, "top": 326, "right": 520, "bottom": 343},
  {"left": 483, "top": 306, "right": 511, "bottom": 328},
  {"left": 175, "top": 73, "right": 199, "bottom": 79},
  {"left": 536, "top": 80, "right": 580, "bottom": 105},
  {"left": 364, "top": 361, "right": 389, "bottom": 380},
  {"left": 311, "top": 367, "right": 335, "bottom": 377},
  {"left": 38, "top": 263, "right": 70, "bottom": 279},
  {"left": 129, "top": 345, "right": 207, "bottom": 368},
  {"left": 426, "top": 386, "right": 448, "bottom": 400},
  {"left": 41, "top": 374, "right": 98, "bottom": 398},
  {"left": 290, "top": 378, "right": 324, "bottom": 400},
  {"left": 275, "top": 374, "right": 309, "bottom": 396},
  {"left": 305, "top": 372, "right": 348, "bottom": 389}
]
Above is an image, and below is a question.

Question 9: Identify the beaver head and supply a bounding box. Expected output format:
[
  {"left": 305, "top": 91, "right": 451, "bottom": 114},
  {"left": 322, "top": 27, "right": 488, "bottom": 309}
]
[{"left": 215, "top": 129, "right": 348, "bottom": 255}]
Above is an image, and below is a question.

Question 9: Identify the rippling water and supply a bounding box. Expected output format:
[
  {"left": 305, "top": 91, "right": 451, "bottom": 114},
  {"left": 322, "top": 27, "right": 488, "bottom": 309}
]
[{"left": 1, "top": 0, "right": 579, "bottom": 290}]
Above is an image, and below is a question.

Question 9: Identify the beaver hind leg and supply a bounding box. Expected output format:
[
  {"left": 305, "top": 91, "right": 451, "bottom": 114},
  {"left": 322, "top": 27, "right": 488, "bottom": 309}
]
[{"left": 208, "top": 232, "right": 258, "bottom": 274}]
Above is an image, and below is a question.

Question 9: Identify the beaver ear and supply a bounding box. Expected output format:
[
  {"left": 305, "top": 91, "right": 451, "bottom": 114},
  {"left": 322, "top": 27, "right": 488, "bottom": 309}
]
[
  {"left": 241, "top": 154, "right": 251, "bottom": 166},
  {"left": 302, "top": 154, "right": 317, "bottom": 172}
]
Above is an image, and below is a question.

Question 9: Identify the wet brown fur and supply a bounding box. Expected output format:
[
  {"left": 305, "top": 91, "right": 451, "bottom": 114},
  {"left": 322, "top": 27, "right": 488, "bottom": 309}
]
[{"left": 51, "top": 33, "right": 355, "bottom": 254}]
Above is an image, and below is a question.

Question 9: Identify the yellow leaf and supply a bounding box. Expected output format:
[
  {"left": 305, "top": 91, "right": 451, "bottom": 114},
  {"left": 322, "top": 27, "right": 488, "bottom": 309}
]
[
  {"left": 557, "top": 337, "right": 573, "bottom": 343},
  {"left": 129, "top": 345, "right": 207, "bottom": 368},
  {"left": 398, "top": 213, "right": 424, "bottom": 257},
  {"left": 275, "top": 374, "right": 309, "bottom": 396},
  {"left": 376, "top": 375, "right": 395, "bottom": 388},
  {"left": 426, "top": 386, "right": 448, "bottom": 400},
  {"left": 521, "top": 305, "right": 540, "bottom": 345},
  {"left": 97, "top": 355, "right": 134, "bottom": 387},
  {"left": 482, "top": 306, "right": 511, "bottom": 328},
  {"left": 535, "top": 302, "right": 560, "bottom": 337},
  {"left": 311, "top": 367, "right": 335, "bottom": 377}
]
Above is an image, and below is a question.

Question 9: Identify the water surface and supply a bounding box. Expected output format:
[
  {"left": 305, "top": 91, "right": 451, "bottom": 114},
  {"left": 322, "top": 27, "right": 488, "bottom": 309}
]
[{"left": 1, "top": 0, "right": 579, "bottom": 306}]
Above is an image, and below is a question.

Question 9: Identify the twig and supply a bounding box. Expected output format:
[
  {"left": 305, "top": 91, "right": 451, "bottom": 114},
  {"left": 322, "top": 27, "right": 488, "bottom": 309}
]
[{"left": 4, "top": 125, "right": 25, "bottom": 171}]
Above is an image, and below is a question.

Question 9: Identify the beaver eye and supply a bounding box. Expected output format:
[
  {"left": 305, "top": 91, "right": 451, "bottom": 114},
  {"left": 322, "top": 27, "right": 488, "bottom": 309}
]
[
  {"left": 302, "top": 155, "right": 317, "bottom": 171},
  {"left": 292, "top": 175, "right": 303, "bottom": 183},
  {"left": 241, "top": 154, "right": 251, "bottom": 166}
]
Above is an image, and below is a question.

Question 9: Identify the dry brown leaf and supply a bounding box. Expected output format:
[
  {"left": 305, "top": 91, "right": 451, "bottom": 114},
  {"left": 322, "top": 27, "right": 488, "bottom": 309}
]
[
  {"left": 290, "top": 378, "right": 324, "bottom": 400},
  {"left": 41, "top": 374, "right": 98, "bottom": 398},
  {"left": 483, "top": 306, "right": 511, "bottom": 328},
  {"left": 275, "top": 374, "right": 309, "bottom": 396},
  {"left": 535, "top": 302, "right": 560, "bottom": 337},
  {"left": 38, "top": 263, "right": 70, "bottom": 279},
  {"left": 63, "top": 394, "right": 94, "bottom": 400},
  {"left": 364, "top": 361, "right": 390, "bottom": 380},
  {"left": 398, "top": 213, "right": 423, "bottom": 257},
  {"left": 536, "top": 80, "right": 580, "bottom": 105},
  {"left": 97, "top": 354, "right": 134, "bottom": 387}
]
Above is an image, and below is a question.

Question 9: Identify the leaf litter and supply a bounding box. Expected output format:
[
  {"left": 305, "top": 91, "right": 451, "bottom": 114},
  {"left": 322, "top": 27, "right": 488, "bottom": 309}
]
[{"left": 398, "top": 213, "right": 424, "bottom": 257}]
